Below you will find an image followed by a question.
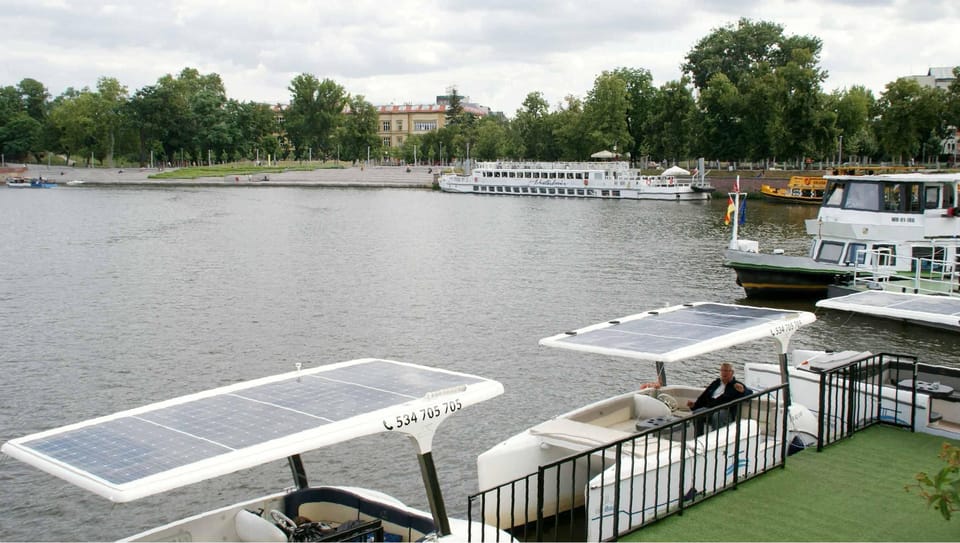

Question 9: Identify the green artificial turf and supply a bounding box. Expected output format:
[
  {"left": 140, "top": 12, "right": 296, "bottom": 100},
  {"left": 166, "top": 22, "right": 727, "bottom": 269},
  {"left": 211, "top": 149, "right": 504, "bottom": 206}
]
[{"left": 626, "top": 425, "right": 959, "bottom": 542}]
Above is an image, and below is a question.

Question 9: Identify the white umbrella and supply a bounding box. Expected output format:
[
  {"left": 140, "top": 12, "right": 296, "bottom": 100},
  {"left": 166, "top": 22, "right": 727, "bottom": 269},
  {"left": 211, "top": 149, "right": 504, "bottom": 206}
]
[
  {"left": 590, "top": 150, "right": 617, "bottom": 159},
  {"left": 661, "top": 165, "right": 690, "bottom": 176}
]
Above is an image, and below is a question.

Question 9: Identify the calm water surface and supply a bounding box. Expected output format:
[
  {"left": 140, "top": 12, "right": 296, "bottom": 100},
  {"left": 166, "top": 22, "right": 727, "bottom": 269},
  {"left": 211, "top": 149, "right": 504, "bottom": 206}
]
[{"left": 1, "top": 186, "right": 958, "bottom": 541}]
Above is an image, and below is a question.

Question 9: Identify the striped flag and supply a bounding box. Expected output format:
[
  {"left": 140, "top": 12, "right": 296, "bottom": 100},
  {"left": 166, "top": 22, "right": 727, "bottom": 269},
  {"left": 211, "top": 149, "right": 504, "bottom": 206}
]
[{"left": 724, "top": 195, "right": 735, "bottom": 225}]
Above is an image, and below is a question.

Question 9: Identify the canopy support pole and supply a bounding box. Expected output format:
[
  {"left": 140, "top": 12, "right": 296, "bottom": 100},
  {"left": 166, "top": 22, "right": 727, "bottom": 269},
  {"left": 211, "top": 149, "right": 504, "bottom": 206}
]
[
  {"left": 656, "top": 361, "right": 667, "bottom": 386},
  {"left": 417, "top": 452, "right": 451, "bottom": 536},
  {"left": 288, "top": 454, "right": 309, "bottom": 489}
]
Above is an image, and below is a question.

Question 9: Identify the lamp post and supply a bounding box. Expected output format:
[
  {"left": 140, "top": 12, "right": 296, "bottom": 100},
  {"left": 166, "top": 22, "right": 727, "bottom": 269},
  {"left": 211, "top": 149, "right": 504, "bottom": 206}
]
[{"left": 838, "top": 135, "right": 843, "bottom": 165}]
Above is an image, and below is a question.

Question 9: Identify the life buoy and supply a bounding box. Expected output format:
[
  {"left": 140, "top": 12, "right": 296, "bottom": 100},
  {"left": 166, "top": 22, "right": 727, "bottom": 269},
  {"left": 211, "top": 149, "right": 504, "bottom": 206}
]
[
  {"left": 645, "top": 179, "right": 651, "bottom": 186},
  {"left": 803, "top": 178, "right": 811, "bottom": 186},
  {"left": 584, "top": 179, "right": 588, "bottom": 186}
]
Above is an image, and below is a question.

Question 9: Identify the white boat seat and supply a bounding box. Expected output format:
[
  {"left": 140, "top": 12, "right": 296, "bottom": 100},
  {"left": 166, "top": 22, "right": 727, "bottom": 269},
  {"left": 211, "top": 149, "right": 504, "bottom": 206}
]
[{"left": 530, "top": 418, "right": 632, "bottom": 452}]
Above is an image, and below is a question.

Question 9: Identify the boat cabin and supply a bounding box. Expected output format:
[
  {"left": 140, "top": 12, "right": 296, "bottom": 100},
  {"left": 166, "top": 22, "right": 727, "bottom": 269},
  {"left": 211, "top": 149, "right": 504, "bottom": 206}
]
[{"left": 807, "top": 173, "right": 960, "bottom": 276}]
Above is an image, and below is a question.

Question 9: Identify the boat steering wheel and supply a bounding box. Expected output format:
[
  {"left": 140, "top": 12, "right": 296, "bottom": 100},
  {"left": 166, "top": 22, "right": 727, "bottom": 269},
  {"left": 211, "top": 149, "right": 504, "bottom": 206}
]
[
  {"left": 656, "top": 393, "right": 679, "bottom": 411},
  {"left": 269, "top": 509, "right": 298, "bottom": 534}
]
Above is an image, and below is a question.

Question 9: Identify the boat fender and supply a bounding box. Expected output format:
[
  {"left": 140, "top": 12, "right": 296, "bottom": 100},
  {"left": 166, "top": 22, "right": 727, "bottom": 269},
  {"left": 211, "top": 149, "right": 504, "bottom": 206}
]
[{"left": 645, "top": 178, "right": 651, "bottom": 186}]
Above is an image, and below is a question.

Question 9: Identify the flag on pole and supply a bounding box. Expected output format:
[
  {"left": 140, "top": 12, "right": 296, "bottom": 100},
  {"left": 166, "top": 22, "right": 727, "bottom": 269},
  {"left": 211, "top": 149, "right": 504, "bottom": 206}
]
[{"left": 725, "top": 176, "right": 745, "bottom": 226}]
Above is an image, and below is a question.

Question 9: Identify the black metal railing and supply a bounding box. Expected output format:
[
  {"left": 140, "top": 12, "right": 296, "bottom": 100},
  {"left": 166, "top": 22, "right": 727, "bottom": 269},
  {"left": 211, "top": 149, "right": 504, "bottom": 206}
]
[
  {"left": 813, "top": 352, "right": 918, "bottom": 450},
  {"left": 467, "top": 386, "right": 789, "bottom": 541}
]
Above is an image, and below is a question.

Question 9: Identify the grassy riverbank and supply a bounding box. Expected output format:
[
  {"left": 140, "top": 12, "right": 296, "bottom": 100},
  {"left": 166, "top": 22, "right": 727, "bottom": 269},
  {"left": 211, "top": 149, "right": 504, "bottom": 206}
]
[{"left": 149, "top": 162, "right": 346, "bottom": 180}]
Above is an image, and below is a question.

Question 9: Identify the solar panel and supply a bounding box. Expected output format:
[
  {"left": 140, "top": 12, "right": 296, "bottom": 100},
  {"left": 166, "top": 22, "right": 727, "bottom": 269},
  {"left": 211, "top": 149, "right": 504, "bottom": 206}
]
[
  {"left": 540, "top": 302, "right": 816, "bottom": 362},
  {"left": 817, "top": 290, "right": 960, "bottom": 328},
  {"left": 2, "top": 359, "right": 503, "bottom": 502}
]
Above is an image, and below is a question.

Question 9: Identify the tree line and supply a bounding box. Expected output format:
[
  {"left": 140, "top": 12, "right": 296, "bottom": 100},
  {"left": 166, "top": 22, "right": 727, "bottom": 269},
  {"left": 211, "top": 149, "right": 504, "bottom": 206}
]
[{"left": 1, "top": 19, "right": 958, "bottom": 169}]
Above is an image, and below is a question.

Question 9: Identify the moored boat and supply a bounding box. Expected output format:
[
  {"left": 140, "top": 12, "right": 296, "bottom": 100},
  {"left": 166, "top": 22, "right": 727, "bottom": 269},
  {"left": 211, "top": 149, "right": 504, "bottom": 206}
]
[
  {"left": 439, "top": 160, "right": 714, "bottom": 201},
  {"left": 2, "top": 358, "right": 510, "bottom": 542},
  {"left": 476, "top": 302, "right": 819, "bottom": 541},
  {"left": 6, "top": 176, "right": 57, "bottom": 188},
  {"left": 725, "top": 171, "right": 960, "bottom": 299},
  {"left": 759, "top": 175, "right": 825, "bottom": 204}
]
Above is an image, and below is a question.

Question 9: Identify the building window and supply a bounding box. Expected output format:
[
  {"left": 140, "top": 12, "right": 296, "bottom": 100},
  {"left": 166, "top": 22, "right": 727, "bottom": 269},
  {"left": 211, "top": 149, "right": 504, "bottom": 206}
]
[
  {"left": 414, "top": 121, "right": 437, "bottom": 131},
  {"left": 396, "top": 120, "right": 403, "bottom": 131},
  {"left": 382, "top": 121, "right": 391, "bottom": 132},
  {"left": 382, "top": 137, "right": 390, "bottom": 147}
]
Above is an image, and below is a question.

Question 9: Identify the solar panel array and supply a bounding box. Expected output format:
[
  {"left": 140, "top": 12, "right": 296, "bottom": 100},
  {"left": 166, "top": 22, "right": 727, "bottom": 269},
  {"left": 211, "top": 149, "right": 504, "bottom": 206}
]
[
  {"left": 550, "top": 303, "right": 799, "bottom": 356},
  {"left": 19, "top": 360, "right": 482, "bottom": 486},
  {"left": 831, "top": 291, "right": 960, "bottom": 315}
]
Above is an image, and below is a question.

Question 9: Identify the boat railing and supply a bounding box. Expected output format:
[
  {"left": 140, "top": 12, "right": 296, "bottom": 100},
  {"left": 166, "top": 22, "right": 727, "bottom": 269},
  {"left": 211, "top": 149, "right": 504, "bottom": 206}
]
[
  {"left": 474, "top": 161, "right": 632, "bottom": 172},
  {"left": 850, "top": 248, "right": 959, "bottom": 297},
  {"left": 465, "top": 386, "right": 790, "bottom": 541},
  {"left": 811, "top": 352, "right": 918, "bottom": 451}
]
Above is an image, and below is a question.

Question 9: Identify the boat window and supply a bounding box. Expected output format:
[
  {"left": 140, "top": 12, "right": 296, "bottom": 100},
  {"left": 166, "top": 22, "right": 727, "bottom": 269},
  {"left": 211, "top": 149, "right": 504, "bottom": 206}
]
[
  {"left": 911, "top": 246, "right": 946, "bottom": 273},
  {"left": 816, "top": 241, "right": 845, "bottom": 263},
  {"left": 843, "top": 182, "right": 880, "bottom": 211},
  {"left": 925, "top": 186, "right": 941, "bottom": 209},
  {"left": 601, "top": 190, "right": 610, "bottom": 197},
  {"left": 548, "top": 188, "right": 556, "bottom": 194},
  {"left": 874, "top": 244, "right": 896, "bottom": 266},
  {"left": 612, "top": 190, "right": 621, "bottom": 197},
  {"left": 882, "top": 184, "right": 903, "bottom": 211},
  {"left": 824, "top": 182, "right": 845, "bottom": 207},
  {"left": 844, "top": 243, "right": 867, "bottom": 265},
  {"left": 472, "top": 185, "right": 479, "bottom": 191},
  {"left": 906, "top": 184, "right": 922, "bottom": 212}
]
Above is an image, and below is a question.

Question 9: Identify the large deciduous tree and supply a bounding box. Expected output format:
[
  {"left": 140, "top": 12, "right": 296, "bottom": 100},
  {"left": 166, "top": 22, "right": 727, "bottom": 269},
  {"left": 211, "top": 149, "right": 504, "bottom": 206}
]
[{"left": 285, "top": 74, "right": 347, "bottom": 160}]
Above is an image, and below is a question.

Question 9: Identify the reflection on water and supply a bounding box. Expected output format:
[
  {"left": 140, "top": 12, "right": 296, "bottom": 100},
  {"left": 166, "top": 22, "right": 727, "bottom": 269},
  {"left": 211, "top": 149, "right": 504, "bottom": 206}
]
[{"left": 0, "top": 189, "right": 956, "bottom": 541}]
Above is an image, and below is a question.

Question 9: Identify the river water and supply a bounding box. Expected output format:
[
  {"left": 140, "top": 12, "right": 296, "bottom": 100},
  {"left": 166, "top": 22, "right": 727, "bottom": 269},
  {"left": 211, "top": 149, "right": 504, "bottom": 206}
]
[{"left": 1, "top": 186, "right": 958, "bottom": 541}]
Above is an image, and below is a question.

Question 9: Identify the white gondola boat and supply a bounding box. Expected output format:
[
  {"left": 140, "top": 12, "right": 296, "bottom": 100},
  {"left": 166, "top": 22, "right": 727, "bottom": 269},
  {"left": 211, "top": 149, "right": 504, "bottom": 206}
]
[
  {"left": 2, "top": 358, "right": 510, "bottom": 542},
  {"left": 438, "top": 160, "right": 714, "bottom": 201},
  {"left": 476, "top": 302, "right": 819, "bottom": 541}
]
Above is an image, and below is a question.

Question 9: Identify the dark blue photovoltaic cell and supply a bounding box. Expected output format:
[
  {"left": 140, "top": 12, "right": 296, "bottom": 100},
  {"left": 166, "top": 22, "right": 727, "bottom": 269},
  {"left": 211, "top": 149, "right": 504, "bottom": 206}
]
[
  {"left": 18, "top": 360, "right": 481, "bottom": 487},
  {"left": 25, "top": 417, "right": 230, "bottom": 484},
  {"left": 555, "top": 303, "right": 794, "bottom": 355}
]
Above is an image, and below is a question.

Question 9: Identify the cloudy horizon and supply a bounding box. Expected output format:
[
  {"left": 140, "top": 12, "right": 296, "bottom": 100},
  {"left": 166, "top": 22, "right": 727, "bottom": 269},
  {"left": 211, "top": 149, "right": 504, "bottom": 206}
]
[{"left": 2, "top": 0, "right": 957, "bottom": 114}]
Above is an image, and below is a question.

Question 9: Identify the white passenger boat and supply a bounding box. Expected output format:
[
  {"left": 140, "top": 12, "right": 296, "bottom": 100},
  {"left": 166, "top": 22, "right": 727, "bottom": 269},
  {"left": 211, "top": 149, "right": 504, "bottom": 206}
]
[
  {"left": 744, "top": 349, "right": 960, "bottom": 441},
  {"left": 724, "top": 172, "right": 960, "bottom": 299},
  {"left": 439, "top": 160, "right": 714, "bottom": 201},
  {"left": 2, "top": 358, "right": 509, "bottom": 542},
  {"left": 476, "top": 302, "right": 819, "bottom": 541}
]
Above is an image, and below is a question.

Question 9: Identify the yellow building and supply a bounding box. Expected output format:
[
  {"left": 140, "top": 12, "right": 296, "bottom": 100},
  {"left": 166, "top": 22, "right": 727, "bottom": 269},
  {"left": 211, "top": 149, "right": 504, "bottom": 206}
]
[{"left": 376, "top": 98, "right": 490, "bottom": 148}]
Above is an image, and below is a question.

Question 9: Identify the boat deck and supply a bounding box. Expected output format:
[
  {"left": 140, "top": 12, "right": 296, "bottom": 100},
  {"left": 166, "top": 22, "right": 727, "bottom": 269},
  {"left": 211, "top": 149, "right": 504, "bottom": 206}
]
[{"left": 622, "top": 424, "right": 958, "bottom": 542}]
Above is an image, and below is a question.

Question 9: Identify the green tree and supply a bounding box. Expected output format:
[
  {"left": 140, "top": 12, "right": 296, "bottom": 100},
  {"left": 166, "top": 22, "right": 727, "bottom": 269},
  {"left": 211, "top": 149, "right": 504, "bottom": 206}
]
[
  {"left": 285, "top": 74, "right": 347, "bottom": 160},
  {"left": 513, "top": 92, "right": 554, "bottom": 160},
  {"left": 334, "top": 95, "right": 380, "bottom": 162},
  {"left": 582, "top": 71, "right": 632, "bottom": 157},
  {"left": 552, "top": 95, "right": 587, "bottom": 161},
  {"left": 831, "top": 86, "right": 876, "bottom": 161},
  {"left": 472, "top": 115, "right": 509, "bottom": 160},
  {"left": 875, "top": 78, "right": 945, "bottom": 163},
  {"left": 612, "top": 67, "right": 657, "bottom": 165},
  {"left": 444, "top": 86, "right": 464, "bottom": 126},
  {"left": 646, "top": 79, "right": 697, "bottom": 164}
]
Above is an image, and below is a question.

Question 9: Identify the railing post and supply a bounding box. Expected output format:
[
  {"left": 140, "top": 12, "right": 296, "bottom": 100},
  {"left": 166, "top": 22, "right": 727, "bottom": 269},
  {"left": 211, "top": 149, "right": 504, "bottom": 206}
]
[{"left": 536, "top": 466, "right": 545, "bottom": 542}]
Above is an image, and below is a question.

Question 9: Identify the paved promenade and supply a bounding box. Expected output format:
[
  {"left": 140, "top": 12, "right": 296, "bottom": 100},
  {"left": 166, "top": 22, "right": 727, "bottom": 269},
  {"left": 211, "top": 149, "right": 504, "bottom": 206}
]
[{"left": 15, "top": 164, "right": 437, "bottom": 189}]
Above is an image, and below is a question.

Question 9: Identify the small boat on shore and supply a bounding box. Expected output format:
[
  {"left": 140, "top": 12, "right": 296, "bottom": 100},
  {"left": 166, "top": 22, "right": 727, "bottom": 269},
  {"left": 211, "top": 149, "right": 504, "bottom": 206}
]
[
  {"left": 6, "top": 176, "right": 57, "bottom": 188},
  {"left": 724, "top": 171, "right": 960, "bottom": 299},
  {"left": 759, "top": 175, "right": 825, "bottom": 204},
  {"left": 439, "top": 160, "right": 714, "bottom": 201},
  {"left": 2, "top": 358, "right": 510, "bottom": 542}
]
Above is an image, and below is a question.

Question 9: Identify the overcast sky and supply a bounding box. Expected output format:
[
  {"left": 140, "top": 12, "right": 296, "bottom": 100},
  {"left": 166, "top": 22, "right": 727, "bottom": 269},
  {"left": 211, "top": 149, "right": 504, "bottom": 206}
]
[{"left": 3, "top": 0, "right": 957, "bottom": 115}]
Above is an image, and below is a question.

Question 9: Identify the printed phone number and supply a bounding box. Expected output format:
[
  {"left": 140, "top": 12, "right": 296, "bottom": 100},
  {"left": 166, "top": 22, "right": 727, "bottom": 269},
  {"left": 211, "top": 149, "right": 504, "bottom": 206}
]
[{"left": 382, "top": 399, "right": 463, "bottom": 430}]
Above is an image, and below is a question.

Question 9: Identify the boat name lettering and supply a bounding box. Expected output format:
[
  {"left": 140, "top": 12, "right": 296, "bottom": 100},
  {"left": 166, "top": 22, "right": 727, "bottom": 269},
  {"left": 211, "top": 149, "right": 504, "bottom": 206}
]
[
  {"left": 382, "top": 399, "right": 463, "bottom": 430},
  {"left": 530, "top": 180, "right": 567, "bottom": 187},
  {"left": 889, "top": 217, "right": 916, "bottom": 223},
  {"left": 769, "top": 319, "right": 802, "bottom": 337}
]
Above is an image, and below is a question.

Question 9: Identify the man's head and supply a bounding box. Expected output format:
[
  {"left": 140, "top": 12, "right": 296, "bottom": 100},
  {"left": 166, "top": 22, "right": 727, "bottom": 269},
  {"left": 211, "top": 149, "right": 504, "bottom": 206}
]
[{"left": 720, "top": 363, "right": 735, "bottom": 385}]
